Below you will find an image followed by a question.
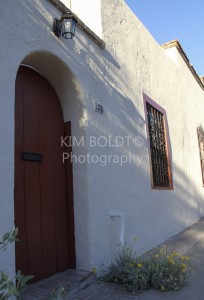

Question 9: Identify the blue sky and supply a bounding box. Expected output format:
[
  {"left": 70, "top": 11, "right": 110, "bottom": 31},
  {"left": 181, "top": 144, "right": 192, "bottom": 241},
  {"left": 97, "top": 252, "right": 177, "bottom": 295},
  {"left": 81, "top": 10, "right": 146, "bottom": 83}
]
[{"left": 125, "top": 0, "right": 204, "bottom": 76}]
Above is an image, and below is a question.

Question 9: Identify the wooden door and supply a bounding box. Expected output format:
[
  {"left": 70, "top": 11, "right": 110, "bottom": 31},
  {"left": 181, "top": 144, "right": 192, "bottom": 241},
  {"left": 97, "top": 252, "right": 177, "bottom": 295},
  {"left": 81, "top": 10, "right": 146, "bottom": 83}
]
[{"left": 14, "top": 66, "right": 75, "bottom": 281}]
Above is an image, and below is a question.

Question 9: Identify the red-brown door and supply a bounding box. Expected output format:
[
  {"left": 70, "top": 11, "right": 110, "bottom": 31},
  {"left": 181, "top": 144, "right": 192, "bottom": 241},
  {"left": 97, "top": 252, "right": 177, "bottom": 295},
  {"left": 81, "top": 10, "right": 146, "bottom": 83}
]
[{"left": 14, "top": 66, "right": 75, "bottom": 281}]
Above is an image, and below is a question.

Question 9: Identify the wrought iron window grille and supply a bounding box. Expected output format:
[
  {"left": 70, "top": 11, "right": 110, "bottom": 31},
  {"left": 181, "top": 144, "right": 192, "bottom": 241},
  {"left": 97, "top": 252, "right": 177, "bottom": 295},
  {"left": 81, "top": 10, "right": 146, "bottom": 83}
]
[
  {"left": 197, "top": 125, "right": 204, "bottom": 186},
  {"left": 146, "top": 102, "right": 171, "bottom": 188}
]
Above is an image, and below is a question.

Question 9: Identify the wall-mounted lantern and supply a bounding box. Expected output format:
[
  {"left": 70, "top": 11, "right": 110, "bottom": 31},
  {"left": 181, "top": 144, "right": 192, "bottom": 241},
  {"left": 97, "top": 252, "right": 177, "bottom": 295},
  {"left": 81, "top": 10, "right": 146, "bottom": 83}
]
[{"left": 53, "top": 12, "right": 78, "bottom": 39}]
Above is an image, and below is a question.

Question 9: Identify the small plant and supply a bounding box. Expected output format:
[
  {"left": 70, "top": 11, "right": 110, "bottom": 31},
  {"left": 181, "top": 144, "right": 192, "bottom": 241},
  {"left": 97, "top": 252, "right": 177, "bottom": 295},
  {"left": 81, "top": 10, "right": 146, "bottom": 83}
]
[
  {"left": 0, "top": 229, "right": 19, "bottom": 251},
  {"left": 104, "top": 244, "right": 191, "bottom": 293},
  {"left": 0, "top": 229, "right": 33, "bottom": 299},
  {"left": 91, "top": 267, "right": 97, "bottom": 275},
  {"left": 104, "top": 246, "right": 150, "bottom": 292},
  {"left": 149, "top": 246, "right": 191, "bottom": 291},
  {"left": 49, "top": 283, "right": 68, "bottom": 300}
]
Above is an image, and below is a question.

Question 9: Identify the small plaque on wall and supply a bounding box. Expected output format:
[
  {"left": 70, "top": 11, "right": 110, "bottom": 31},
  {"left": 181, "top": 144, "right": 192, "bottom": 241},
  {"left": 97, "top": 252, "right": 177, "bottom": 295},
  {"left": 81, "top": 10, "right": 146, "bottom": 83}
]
[{"left": 94, "top": 102, "right": 104, "bottom": 114}]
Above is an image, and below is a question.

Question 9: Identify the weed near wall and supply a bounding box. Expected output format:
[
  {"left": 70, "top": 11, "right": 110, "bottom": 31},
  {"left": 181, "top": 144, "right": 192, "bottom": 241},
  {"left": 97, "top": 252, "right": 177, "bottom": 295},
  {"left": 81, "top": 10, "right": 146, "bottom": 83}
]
[{"left": 104, "top": 245, "right": 191, "bottom": 293}]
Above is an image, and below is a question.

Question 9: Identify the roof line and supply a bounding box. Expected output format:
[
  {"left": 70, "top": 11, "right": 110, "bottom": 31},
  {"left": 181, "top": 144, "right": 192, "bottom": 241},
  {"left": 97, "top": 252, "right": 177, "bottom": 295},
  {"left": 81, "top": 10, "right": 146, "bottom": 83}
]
[{"left": 161, "top": 40, "right": 204, "bottom": 91}]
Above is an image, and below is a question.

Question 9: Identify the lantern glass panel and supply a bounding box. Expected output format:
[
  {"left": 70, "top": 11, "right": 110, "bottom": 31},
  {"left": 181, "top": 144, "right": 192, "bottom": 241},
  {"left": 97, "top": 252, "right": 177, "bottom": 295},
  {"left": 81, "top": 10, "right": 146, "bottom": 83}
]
[{"left": 62, "top": 18, "right": 76, "bottom": 39}]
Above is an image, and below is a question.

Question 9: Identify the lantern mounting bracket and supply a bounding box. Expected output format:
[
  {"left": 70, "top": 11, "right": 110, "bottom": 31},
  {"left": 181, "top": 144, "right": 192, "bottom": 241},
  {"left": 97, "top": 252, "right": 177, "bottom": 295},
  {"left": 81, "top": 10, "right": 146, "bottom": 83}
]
[{"left": 53, "top": 18, "right": 61, "bottom": 37}]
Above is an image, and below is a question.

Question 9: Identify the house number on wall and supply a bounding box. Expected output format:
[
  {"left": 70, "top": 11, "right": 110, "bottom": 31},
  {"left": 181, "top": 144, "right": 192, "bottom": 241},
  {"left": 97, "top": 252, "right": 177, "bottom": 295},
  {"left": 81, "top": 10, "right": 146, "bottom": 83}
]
[{"left": 94, "top": 102, "right": 104, "bottom": 114}]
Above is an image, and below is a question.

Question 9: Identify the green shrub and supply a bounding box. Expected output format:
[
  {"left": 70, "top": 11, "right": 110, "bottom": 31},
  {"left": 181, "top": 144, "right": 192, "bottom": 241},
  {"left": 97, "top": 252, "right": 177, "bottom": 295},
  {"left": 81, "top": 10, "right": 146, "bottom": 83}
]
[
  {"left": 49, "top": 283, "right": 68, "bottom": 300},
  {"left": 104, "top": 245, "right": 191, "bottom": 293},
  {"left": 0, "top": 229, "right": 19, "bottom": 251},
  {"left": 0, "top": 229, "right": 33, "bottom": 299},
  {"left": 104, "top": 246, "right": 150, "bottom": 292},
  {"left": 149, "top": 246, "right": 190, "bottom": 291}
]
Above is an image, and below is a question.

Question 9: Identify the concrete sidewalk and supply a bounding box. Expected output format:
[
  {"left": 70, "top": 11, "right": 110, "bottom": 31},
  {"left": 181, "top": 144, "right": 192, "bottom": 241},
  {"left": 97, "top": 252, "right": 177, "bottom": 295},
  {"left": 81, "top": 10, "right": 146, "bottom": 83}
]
[
  {"left": 138, "top": 217, "right": 204, "bottom": 300},
  {"left": 22, "top": 217, "right": 204, "bottom": 299}
]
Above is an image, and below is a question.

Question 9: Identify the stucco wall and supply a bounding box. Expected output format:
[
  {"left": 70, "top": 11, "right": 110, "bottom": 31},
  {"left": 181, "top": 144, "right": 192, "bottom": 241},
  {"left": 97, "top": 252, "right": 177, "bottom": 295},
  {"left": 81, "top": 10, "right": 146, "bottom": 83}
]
[
  {"left": 0, "top": 0, "right": 103, "bottom": 275},
  {"left": 91, "top": 0, "right": 204, "bottom": 265},
  {"left": 0, "top": 0, "right": 204, "bottom": 277}
]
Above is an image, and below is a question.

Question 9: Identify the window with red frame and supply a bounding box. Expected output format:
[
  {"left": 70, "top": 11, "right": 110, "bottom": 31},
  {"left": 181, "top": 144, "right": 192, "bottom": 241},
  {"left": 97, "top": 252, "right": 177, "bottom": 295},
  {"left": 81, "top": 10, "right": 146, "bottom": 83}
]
[
  {"left": 144, "top": 94, "right": 173, "bottom": 189},
  {"left": 197, "top": 125, "right": 204, "bottom": 186}
]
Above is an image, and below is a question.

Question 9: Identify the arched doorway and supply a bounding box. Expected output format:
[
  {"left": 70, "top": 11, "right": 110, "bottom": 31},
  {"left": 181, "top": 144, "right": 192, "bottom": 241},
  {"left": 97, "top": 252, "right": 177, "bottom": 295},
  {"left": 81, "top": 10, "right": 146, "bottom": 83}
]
[{"left": 14, "top": 66, "right": 75, "bottom": 281}]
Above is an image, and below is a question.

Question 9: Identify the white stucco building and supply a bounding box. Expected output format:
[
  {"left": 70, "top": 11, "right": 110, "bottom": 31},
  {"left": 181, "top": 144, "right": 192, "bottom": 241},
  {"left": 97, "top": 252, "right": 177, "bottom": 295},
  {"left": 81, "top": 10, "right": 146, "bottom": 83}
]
[{"left": 1, "top": 0, "right": 204, "bottom": 280}]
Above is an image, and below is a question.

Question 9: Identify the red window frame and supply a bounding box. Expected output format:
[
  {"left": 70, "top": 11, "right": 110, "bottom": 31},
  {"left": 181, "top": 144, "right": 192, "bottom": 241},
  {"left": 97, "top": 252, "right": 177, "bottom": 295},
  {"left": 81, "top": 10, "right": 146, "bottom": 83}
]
[
  {"left": 143, "top": 93, "right": 173, "bottom": 189},
  {"left": 197, "top": 126, "right": 204, "bottom": 186}
]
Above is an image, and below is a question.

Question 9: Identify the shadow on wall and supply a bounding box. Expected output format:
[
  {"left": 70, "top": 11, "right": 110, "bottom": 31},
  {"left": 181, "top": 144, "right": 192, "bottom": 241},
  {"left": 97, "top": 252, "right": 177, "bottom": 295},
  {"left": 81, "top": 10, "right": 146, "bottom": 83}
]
[
  {"left": 21, "top": 51, "right": 83, "bottom": 122},
  {"left": 74, "top": 42, "right": 203, "bottom": 260},
  {"left": 74, "top": 31, "right": 204, "bottom": 258},
  {"left": 17, "top": 0, "right": 204, "bottom": 264}
]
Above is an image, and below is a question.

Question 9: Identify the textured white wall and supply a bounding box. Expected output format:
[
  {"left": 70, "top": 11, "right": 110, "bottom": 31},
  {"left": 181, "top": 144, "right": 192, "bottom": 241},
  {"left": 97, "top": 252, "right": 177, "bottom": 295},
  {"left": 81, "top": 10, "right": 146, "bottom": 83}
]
[
  {"left": 93, "top": 0, "right": 204, "bottom": 264},
  {"left": 0, "top": 0, "right": 103, "bottom": 276},
  {"left": 0, "top": 0, "right": 204, "bottom": 278}
]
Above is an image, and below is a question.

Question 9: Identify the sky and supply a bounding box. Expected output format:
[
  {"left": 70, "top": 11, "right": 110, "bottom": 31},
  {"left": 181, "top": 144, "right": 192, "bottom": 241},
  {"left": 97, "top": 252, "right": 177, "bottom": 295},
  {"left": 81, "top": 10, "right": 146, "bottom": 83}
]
[{"left": 124, "top": 0, "right": 204, "bottom": 76}]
